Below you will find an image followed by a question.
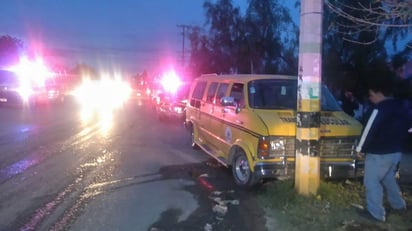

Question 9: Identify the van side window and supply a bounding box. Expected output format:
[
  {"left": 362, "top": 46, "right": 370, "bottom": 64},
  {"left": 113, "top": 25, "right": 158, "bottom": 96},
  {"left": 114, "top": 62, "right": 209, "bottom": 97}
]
[
  {"left": 190, "top": 81, "right": 207, "bottom": 108},
  {"left": 206, "top": 82, "right": 218, "bottom": 103},
  {"left": 216, "top": 83, "right": 229, "bottom": 104},
  {"left": 229, "top": 83, "right": 245, "bottom": 108}
]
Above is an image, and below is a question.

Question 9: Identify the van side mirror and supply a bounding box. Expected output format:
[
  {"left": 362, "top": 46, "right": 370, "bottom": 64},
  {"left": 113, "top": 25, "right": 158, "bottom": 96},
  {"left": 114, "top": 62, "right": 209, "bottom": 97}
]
[
  {"left": 220, "top": 96, "right": 235, "bottom": 106},
  {"left": 220, "top": 96, "right": 242, "bottom": 113}
]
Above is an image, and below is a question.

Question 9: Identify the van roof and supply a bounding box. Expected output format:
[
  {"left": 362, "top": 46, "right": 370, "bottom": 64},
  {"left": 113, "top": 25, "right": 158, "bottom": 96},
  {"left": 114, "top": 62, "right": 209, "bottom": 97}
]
[{"left": 197, "top": 74, "right": 297, "bottom": 83}]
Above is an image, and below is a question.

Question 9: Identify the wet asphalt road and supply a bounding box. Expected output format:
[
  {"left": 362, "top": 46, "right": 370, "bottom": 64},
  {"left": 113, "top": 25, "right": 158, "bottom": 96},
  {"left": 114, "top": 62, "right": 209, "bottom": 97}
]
[
  {"left": 0, "top": 97, "right": 269, "bottom": 231},
  {"left": 2, "top": 96, "right": 409, "bottom": 231}
]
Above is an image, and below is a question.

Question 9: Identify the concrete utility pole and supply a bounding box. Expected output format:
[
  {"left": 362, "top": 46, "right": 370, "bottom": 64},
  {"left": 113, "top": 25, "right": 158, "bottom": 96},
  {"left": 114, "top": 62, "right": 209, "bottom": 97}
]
[{"left": 295, "top": 0, "right": 323, "bottom": 195}]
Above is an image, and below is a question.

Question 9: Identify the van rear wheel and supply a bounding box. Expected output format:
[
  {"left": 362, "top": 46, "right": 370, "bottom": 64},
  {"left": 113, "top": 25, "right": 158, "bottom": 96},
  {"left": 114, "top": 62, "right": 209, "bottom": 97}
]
[
  {"left": 232, "top": 151, "right": 257, "bottom": 187},
  {"left": 190, "top": 126, "right": 199, "bottom": 149}
]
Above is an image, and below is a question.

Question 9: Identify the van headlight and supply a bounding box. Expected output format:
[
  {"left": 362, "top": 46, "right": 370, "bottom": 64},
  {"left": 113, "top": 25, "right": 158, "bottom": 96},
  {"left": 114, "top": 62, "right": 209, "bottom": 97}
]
[{"left": 258, "top": 136, "right": 286, "bottom": 159}]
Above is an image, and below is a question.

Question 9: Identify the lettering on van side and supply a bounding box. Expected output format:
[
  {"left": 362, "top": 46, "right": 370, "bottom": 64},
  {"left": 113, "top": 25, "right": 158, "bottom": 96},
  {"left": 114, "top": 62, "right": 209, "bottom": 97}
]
[
  {"left": 320, "top": 117, "right": 350, "bottom": 125},
  {"left": 279, "top": 117, "right": 295, "bottom": 123},
  {"left": 279, "top": 117, "right": 350, "bottom": 125}
]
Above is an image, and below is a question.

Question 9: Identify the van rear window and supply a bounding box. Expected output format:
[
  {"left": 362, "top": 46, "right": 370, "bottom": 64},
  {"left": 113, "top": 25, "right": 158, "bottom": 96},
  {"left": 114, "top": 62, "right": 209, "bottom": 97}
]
[
  {"left": 190, "top": 80, "right": 207, "bottom": 108},
  {"left": 192, "top": 81, "right": 207, "bottom": 100}
]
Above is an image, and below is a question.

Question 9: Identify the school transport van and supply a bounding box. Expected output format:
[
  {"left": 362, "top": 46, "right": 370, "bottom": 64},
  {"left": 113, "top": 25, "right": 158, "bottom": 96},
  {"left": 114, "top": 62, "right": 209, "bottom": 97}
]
[{"left": 185, "top": 74, "right": 363, "bottom": 187}]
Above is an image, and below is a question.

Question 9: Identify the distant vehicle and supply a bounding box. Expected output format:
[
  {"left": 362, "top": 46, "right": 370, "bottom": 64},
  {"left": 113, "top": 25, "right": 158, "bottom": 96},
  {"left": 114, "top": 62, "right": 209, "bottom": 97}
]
[
  {"left": 38, "top": 77, "right": 66, "bottom": 103},
  {"left": 0, "top": 70, "right": 23, "bottom": 105},
  {"left": 149, "top": 86, "right": 164, "bottom": 107},
  {"left": 72, "top": 78, "right": 132, "bottom": 125},
  {"left": 134, "top": 87, "right": 146, "bottom": 98},
  {"left": 128, "top": 77, "right": 149, "bottom": 99},
  {"left": 155, "top": 82, "right": 189, "bottom": 121},
  {"left": 152, "top": 70, "right": 190, "bottom": 121},
  {"left": 0, "top": 69, "right": 65, "bottom": 107}
]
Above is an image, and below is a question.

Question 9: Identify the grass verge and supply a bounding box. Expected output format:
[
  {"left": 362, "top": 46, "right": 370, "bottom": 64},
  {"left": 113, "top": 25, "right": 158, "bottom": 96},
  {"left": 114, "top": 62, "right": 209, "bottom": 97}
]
[{"left": 257, "top": 179, "right": 412, "bottom": 231}]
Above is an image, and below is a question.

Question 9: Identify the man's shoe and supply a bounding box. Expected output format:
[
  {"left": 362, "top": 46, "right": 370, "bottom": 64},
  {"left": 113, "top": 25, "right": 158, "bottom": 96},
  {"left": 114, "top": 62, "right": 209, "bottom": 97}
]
[
  {"left": 357, "top": 208, "right": 385, "bottom": 222},
  {"left": 387, "top": 207, "right": 407, "bottom": 216}
]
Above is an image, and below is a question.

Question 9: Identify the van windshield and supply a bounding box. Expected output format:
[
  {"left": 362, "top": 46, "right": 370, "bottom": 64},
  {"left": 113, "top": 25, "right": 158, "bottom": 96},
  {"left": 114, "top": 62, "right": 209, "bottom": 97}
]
[{"left": 247, "top": 79, "right": 341, "bottom": 111}]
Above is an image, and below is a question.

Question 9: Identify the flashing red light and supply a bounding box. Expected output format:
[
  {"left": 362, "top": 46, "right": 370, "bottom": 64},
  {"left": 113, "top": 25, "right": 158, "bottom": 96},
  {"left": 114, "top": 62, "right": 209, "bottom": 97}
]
[
  {"left": 160, "top": 70, "right": 182, "bottom": 94},
  {"left": 9, "top": 56, "right": 54, "bottom": 88}
]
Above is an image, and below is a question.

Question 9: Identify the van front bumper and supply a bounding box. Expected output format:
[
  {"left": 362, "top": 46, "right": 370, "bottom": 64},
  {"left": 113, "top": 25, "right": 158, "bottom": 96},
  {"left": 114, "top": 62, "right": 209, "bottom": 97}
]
[
  {"left": 320, "top": 160, "right": 364, "bottom": 179},
  {"left": 253, "top": 160, "right": 364, "bottom": 180},
  {"left": 253, "top": 162, "right": 295, "bottom": 179}
]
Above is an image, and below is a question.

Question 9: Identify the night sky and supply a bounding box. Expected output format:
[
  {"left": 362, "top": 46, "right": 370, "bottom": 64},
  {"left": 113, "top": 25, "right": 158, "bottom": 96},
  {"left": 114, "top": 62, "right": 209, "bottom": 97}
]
[{"left": 0, "top": 0, "right": 253, "bottom": 76}]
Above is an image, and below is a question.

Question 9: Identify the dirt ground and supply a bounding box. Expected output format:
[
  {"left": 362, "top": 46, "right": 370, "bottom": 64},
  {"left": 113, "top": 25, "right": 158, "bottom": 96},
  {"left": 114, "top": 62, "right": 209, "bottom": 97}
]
[
  {"left": 399, "top": 153, "right": 412, "bottom": 185},
  {"left": 343, "top": 153, "right": 412, "bottom": 231}
]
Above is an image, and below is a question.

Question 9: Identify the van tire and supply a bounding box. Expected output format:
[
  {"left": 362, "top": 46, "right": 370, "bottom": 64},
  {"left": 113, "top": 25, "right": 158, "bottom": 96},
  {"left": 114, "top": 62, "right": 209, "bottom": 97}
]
[
  {"left": 232, "top": 151, "right": 257, "bottom": 187},
  {"left": 190, "top": 126, "right": 199, "bottom": 149}
]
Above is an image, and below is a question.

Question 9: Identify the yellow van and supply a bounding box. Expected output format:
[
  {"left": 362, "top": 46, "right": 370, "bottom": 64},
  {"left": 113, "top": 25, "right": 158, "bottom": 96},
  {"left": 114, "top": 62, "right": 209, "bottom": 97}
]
[{"left": 185, "top": 74, "right": 363, "bottom": 187}]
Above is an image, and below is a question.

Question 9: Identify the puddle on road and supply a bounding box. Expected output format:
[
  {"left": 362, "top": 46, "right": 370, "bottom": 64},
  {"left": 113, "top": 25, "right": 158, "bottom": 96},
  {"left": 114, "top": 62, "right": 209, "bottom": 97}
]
[
  {"left": 11, "top": 157, "right": 264, "bottom": 231},
  {"left": 0, "top": 122, "right": 110, "bottom": 184},
  {"left": 148, "top": 160, "right": 268, "bottom": 231},
  {"left": 0, "top": 148, "right": 47, "bottom": 183},
  {"left": 0, "top": 127, "right": 34, "bottom": 150}
]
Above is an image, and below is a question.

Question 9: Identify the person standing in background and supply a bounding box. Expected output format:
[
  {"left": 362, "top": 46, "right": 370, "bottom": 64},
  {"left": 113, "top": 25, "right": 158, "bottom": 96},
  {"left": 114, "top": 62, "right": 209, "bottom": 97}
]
[
  {"left": 356, "top": 69, "right": 412, "bottom": 222},
  {"left": 340, "top": 88, "right": 360, "bottom": 118},
  {"left": 395, "top": 74, "right": 412, "bottom": 152}
]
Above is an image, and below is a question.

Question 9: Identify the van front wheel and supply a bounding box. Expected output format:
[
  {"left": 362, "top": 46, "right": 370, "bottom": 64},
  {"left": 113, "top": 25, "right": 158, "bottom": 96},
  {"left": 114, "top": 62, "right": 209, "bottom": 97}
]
[{"left": 232, "top": 151, "right": 257, "bottom": 187}]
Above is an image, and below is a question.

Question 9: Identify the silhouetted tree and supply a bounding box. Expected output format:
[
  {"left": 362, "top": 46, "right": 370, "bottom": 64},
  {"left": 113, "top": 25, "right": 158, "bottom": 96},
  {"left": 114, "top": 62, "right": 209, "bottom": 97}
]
[
  {"left": 203, "top": 0, "right": 243, "bottom": 74},
  {"left": 325, "top": 0, "right": 411, "bottom": 48},
  {"left": 321, "top": 0, "right": 411, "bottom": 97},
  {"left": 0, "top": 35, "right": 24, "bottom": 67},
  {"left": 244, "top": 0, "right": 298, "bottom": 74},
  {"left": 188, "top": 0, "right": 297, "bottom": 75},
  {"left": 188, "top": 27, "right": 213, "bottom": 77}
]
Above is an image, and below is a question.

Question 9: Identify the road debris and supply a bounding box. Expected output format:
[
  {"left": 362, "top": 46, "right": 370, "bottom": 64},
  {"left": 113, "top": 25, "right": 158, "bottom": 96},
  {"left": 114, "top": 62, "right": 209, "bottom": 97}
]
[
  {"left": 213, "top": 203, "right": 228, "bottom": 216},
  {"left": 204, "top": 223, "right": 213, "bottom": 231}
]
